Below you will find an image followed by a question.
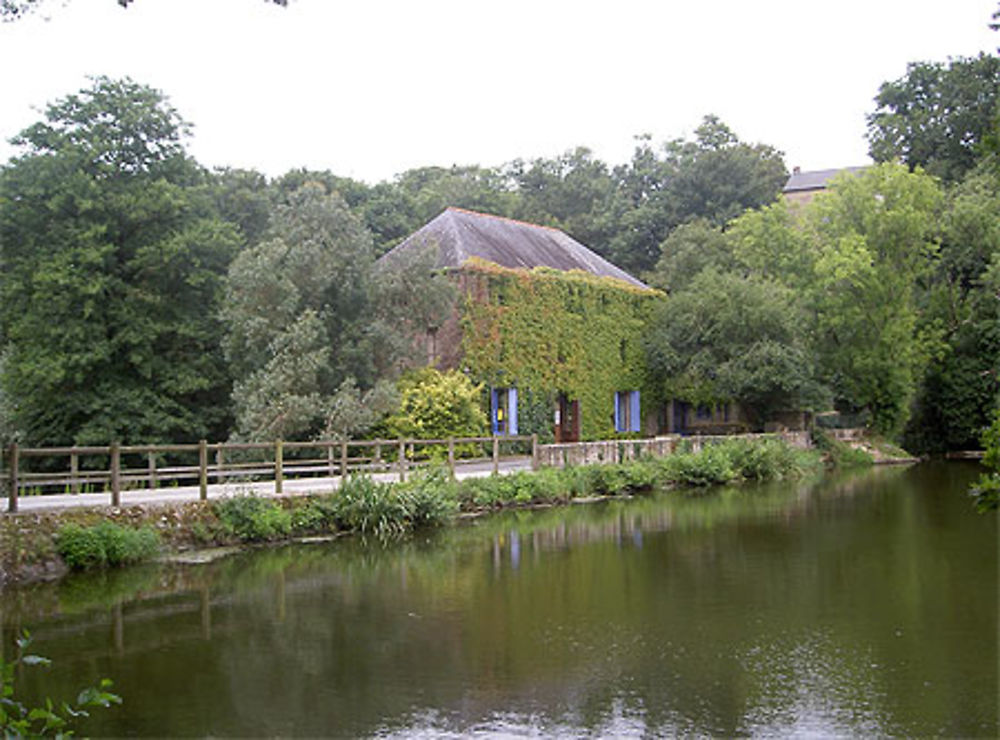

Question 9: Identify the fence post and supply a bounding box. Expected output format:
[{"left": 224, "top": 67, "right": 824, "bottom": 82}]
[
  {"left": 327, "top": 443, "right": 335, "bottom": 477},
  {"left": 110, "top": 442, "right": 121, "bottom": 508},
  {"left": 70, "top": 452, "right": 80, "bottom": 495},
  {"left": 531, "top": 434, "right": 539, "bottom": 471},
  {"left": 199, "top": 440, "right": 208, "bottom": 501},
  {"left": 215, "top": 448, "right": 224, "bottom": 484},
  {"left": 6, "top": 444, "right": 18, "bottom": 514},
  {"left": 398, "top": 438, "right": 406, "bottom": 482},
  {"left": 340, "top": 439, "right": 348, "bottom": 479},
  {"left": 448, "top": 438, "right": 456, "bottom": 479},
  {"left": 492, "top": 436, "right": 499, "bottom": 476},
  {"left": 147, "top": 452, "right": 157, "bottom": 490},
  {"left": 275, "top": 439, "right": 284, "bottom": 494}
]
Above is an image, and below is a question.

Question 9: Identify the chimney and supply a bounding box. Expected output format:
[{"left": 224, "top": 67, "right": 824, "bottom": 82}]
[{"left": 793, "top": 166, "right": 801, "bottom": 175}]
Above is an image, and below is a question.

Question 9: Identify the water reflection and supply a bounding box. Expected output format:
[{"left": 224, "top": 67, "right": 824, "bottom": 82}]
[{"left": 0, "top": 463, "right": 994, "bottom": 737}]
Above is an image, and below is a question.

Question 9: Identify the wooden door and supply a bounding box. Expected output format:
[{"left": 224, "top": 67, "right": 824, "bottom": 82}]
[{"left": 555, "top": 393, "right": 580, "bottom": 443}]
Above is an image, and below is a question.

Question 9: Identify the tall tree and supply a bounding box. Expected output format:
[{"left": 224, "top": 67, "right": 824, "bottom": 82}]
[
  {"left": 806, "top": 165, "right": 943, "bottom": 436},
  {"left": 867, "top": 54, "right": 1000, "bottom": 183},
  {"left": 0, "top": 77, "right": 239, "bottom": 445},
  {"left": 608, "top": 116, "right": 787, "bottom": 275},
  {"left": 222, "top": 183, "right": 375, "bottom": 440},
  {"left": 222, "top": 181, "right": 454, "bottom": 441},
  {"left": 906, "top": 163, "right": 1000, "bottom": 451}
]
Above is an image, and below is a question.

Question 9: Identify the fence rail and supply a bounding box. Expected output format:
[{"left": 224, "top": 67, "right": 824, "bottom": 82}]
[
  {"left": 2, "top": 435, "right": 539, "bottom": 513},
  {"left": 2, "top": 430, "right": 814, "bottom": 514}
]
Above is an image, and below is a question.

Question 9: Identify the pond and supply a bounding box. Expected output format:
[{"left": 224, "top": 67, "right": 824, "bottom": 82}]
[{"left": 1, "top": 462, "right": 995, "bottom": 737}]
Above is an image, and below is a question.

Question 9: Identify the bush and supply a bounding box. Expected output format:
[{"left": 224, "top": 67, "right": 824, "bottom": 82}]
[
  {"left": 214, "top": 495, "right": 292, "bottom": 542},
  {"left": 723, "top": 438, "right": 805, "bottom": 481},
  {"left": 397, "top": 467, "right": 460, "bottom": 527},
  {"left": 333, "top": 475, "right": 410, "bottom": 538},
  {"left": 57, "top": 522, "right": 160, "bottom": 570},
  {"left": 811, "top": 428, "right": 875, "bottom": 467},
  {"left": 382, "top": 368, "right": 488, "bottom": 458},
  {"left": 657, "top": 445, "right": 738, "bottom": 487}
]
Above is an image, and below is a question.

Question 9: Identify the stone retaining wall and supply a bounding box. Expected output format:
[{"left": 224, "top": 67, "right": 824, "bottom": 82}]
[{"left": 537, "top": 431, "right": 812, "bottom": 469}]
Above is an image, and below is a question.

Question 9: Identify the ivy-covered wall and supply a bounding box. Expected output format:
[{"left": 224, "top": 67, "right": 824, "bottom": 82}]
[{"left": 458, "top": 259, "right": 662, "bottom": 441}]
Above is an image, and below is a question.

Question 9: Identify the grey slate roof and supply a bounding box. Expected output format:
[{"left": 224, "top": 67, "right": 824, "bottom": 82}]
[
  {"left": 378, "top": 207, "right": 649, "bottom": 289},
  {"left": 783, "top": 166, "right": 868, "bottom": 192}
]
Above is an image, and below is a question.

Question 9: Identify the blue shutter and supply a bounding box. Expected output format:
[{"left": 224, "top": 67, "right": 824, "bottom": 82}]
[
  {"left": 509, "top": 388, "right": 518, "bottom": 435},
  {"left": 630, "top": 391, "right": 641, "bottom": 433},
  {"left": 490, "top": 388, "right": 499, "bottom": 435},
  {"left": 614, "top": 391, "right": 621, "bottom": 432}
]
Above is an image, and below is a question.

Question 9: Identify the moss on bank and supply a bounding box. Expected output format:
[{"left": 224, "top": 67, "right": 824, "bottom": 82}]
[{"left": 1, "top": 438, "right": 821, "bottom": 586}]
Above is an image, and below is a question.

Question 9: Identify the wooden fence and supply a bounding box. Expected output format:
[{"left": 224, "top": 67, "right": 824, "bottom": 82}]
[{"left": 1, "top": 435, "right": 538, "bottom": 513}]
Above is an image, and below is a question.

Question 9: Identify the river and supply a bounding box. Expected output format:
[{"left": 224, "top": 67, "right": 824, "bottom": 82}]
[{"left": 1, "top": 461, "right": 995, "bottom": 737}]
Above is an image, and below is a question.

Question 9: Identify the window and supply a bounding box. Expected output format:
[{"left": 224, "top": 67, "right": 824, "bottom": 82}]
[
  {"left": 491, "top": 387, "right": 518, "bottom": 435},
  {"left": 614, "top": 390, "right": 641, "bottom": 433}
]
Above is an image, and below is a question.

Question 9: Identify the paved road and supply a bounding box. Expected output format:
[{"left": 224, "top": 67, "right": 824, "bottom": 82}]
[{"left": 2, "top": 457, "right": 534, "bottom": 514}]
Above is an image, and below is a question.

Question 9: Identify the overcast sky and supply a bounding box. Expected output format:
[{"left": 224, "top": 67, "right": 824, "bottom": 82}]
[{"left": 1, "top": 0, "right": 997, "bottom": 183}]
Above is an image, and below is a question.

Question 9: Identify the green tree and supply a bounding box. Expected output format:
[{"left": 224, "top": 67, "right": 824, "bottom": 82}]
[
  {"left": 867, "top": 54, "right": 1000, "bottom": 183},
  {"left": 807, "top": 164, "right": 944, "bottom": 436},
  {"left": 646, "top": 219, "right": 734, "bottom": 293},
  {"left": 644, "top": 270, "right": 826, "bottom": 427},
  {"left": 222, "top": 183, "right": 375, "bottom": 440},
  {"left": 906, "top": 164, "right": 1000, "bottom": 451},
  {"left": 0, "top": 77, "right": 239, "bottom": 445},
  {"left": 506, "top": 147, "right": 619, "bottom": 256},
  {"left": 223, "top": 180, "right": 454, "bottom": 441},
  {"left": 608, "top": 116, "right": 787, "bottom": 275}
]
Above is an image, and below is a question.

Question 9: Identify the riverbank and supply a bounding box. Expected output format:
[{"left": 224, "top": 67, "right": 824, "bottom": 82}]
[{"left": 0, "top": 437, "right": 840, "bottom": 587}]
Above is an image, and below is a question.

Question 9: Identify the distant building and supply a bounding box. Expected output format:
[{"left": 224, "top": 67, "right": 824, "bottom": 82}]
[{"left": 783, "top": 166, "right": 868, "bottom": 206}]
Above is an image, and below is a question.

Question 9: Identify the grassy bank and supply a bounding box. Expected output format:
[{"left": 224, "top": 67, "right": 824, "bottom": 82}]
[{"left": 1, "top": 437, "right": 821, "bottom": 585}]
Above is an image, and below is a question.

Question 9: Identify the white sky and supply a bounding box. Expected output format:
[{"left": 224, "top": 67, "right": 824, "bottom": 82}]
[{"left": 1, "top": 0, "right": 997, "bottom": 183}]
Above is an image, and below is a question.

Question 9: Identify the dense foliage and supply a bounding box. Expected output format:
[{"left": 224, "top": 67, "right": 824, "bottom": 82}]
[
  {"left": 460, "top": 261, "right": 656, "bottom": 440},
  {"left": 970, "top": 410, "right": 1000, "bottom": 512},
  {"left": 1, "top": 48, "right": 997, "bottom": 452},
  {"left": 644, "top": 269, "right": 827, "bottom": 426},
  {"left": 867, "top": 54, "right": 1000, "bottom": 183},
  {"left": 0, "top": 77, "right": 239, "bottom": 446},
  {"left": 383, "top": 368, "right": 487, "bottom": 442},
  {"left": 56, "top": 521, "right": 160, "bottom": 569}
]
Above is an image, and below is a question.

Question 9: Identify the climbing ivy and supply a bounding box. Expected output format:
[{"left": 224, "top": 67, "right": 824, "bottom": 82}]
[{"left": 459, "top": 259, "right": 661, "bottom": 440}]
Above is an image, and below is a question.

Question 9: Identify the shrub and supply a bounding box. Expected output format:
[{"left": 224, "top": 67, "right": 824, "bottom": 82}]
[
  {"left": 289, "top": 502, "right": 330, "bottom": 533},
  {"left": 397, "top": 468, "right": 460, "bottom": 527},
  {"left": 333, "top": 475, "right": 410, "bottom": 538},
  {"left": 657, "top": 444, "right": 738, "bottom": 487},
  {"left": 214, "top": 495, "right": 292, "bottom": 542},
  {"left": 383, "top": 368, "right": 488, "bottom": 452},
  {"left": 57, "top": 522, "right": 160, "bottom": 570},
  {"left": 723, "top": 438, "right": 804, "bottom": 481}
]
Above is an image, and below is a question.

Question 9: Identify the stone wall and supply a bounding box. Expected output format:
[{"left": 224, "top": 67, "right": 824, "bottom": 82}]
[{"left": 536, "top": 431, "right": 812, "bottom": 468}]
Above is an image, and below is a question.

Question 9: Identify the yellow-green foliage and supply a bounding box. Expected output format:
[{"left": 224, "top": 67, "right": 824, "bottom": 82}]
[
  {"left": 459, "top": 260, "right": 661, "bottom": 439},
  {"left": 384, "top": 367, "right": 488, "bottom": 440}
]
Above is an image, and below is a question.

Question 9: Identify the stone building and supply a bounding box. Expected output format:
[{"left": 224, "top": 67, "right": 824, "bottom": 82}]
[
  {"left": 377, "top": 208, "right": 657, "bottom": 442},
  {"left": 783, "top": 165, "right": 868, "bottom": 206}
]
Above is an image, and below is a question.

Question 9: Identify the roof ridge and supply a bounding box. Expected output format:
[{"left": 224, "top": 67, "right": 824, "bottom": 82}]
[{"left": 445, "top": 206, "right": 564, "bottom": 234}]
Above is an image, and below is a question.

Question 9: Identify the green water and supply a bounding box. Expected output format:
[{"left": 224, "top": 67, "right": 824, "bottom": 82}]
[{"left": 1, "top": 462, "right": 996, "bottom": 737}]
